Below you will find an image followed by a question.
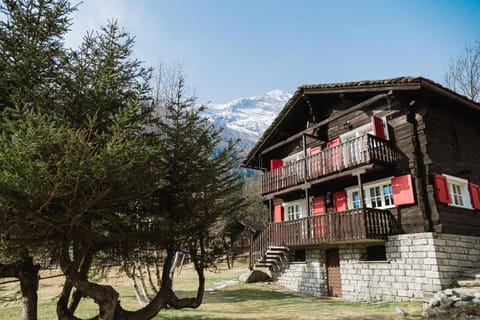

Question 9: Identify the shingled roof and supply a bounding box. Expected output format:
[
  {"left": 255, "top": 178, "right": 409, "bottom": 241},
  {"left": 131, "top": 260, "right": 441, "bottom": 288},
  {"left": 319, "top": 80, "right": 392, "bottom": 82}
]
[{"left": 243, "top": 76, "right": 480, "bottom": 169}]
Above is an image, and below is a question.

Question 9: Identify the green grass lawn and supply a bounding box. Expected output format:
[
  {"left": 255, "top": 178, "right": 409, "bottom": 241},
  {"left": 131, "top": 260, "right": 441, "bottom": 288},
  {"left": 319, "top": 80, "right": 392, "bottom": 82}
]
[{"left": 0, "top": 262, "right": 424, "bottom": 319}]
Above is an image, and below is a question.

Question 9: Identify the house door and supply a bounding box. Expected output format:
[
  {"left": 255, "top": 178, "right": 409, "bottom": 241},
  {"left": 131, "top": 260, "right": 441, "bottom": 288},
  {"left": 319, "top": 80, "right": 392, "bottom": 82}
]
[{"left": 326, "top": 249, "right": 342, "bottom": 297}]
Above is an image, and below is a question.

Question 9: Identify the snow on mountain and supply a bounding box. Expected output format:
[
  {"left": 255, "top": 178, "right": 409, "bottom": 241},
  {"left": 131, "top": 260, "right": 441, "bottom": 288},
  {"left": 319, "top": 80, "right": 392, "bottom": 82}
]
[{"left": 202, "top": 90, "right": 292, "bottom": 154}]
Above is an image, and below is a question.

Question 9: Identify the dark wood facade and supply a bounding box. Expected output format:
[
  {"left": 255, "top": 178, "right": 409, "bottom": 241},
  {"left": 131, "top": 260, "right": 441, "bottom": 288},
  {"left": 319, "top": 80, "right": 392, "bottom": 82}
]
[{"left": 244, "top": 77, "right": 480, "bottom": 247}]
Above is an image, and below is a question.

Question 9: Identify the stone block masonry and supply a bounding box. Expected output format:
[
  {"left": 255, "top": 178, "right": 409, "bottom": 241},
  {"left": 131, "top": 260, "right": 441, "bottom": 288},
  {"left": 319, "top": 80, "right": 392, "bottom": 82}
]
[
  {"left": 273, "top": 233, "right": 480, "bottom": 302},
  {"left": 276, "top": 249, "right": 327, "bottom": 297}
]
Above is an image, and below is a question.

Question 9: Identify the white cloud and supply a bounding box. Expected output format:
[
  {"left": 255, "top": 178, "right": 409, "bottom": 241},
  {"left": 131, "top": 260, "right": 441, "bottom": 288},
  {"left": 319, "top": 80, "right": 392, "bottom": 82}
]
[{"left": 64, "top": 0, "right": 141, "bottom": 49}]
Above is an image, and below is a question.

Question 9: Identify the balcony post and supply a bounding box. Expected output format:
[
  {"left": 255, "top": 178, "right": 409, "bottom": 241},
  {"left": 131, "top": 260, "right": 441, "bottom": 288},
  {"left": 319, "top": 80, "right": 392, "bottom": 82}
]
[
  {"left": 353, "top": 169, "right": 367, "bottom": 238},
  {"left": 268, "top": 198, "right": 272, "bottom": 223},
  {"left": 302, "top": 133, "right": 308, "bottom": 181},
  {"left": 304, "top": 188, "right": 311, "bottom": 240}
]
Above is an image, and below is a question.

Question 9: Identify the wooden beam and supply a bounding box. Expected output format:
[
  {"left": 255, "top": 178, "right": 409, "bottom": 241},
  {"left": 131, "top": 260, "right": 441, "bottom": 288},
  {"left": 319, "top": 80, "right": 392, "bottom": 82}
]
[
  {"left": 261, "top": 92, "right": 392, "bottom": 155},
  {"left": 421, "top": 81, "right": 480, "bottom": 112}
]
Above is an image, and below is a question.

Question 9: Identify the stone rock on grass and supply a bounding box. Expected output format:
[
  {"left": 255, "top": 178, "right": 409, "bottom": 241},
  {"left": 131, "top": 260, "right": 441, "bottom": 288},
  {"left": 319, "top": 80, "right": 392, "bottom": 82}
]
[
  {"left": 239, "top": 269, "right": 272, "bottom": 283},
  {"left": 453, "top": 301, "right": 471, "bottom": 308}
]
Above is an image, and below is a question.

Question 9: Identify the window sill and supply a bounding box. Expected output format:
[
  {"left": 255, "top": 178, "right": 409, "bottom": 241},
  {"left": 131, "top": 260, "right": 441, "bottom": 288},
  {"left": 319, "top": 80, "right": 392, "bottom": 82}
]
[
  {"left": 358, "top": 260, "right": 391, "bottom": 264},
  {"left": 448, "top": 204, "right": 474, "bottom": 210}
]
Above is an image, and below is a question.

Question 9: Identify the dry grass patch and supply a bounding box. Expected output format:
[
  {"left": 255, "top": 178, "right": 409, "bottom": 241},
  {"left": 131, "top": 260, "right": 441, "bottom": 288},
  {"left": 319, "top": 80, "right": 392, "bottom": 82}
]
[{"left": 0, "top": 262, "right": 424, "bottom": 319}]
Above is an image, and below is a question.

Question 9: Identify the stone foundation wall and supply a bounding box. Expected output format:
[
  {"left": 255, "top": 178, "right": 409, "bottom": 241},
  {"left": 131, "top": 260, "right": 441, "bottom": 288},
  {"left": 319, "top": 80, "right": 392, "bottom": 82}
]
[
  {"left": 342, "top": 233, "right": 480, "bottom": 301},
  {"left": 274, "top": 233, "right": 480, "bottom": 302},
  {"left": 432, "top": 233, "right": 480, "bottom": 287},
  {"left": 341, "top": 233, "right": 439, "bottom": 301},
  {"left": 276, "top": 249, "right": 327, "bottom": 297}
]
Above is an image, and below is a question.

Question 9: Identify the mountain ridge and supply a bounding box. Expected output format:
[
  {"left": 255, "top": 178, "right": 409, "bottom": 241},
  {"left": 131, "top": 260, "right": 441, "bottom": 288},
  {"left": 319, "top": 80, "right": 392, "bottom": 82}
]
[{"left": 202, "top": 89, "right": 292, "bottom": 154}]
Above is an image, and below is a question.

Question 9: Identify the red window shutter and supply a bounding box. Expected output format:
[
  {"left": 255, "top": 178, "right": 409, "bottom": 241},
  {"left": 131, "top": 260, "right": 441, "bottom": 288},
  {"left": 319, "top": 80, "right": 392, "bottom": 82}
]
[
  {"left": 333, "top": 191, "right": 347, "bottom": 212},
  {"left": 469, "top": 183, "right": 480, "bottom": 210},
  {"left": 327, "top": 138, "right": 341, "bottom": 148},
  {"left": 309, "top": 146, "right": 323, "bottom": 177},
  {"left": 372, "top": 116, "right": 386, "bottom": 140},
  {"left": 433, "top": 174, "right": 451, "bottom": 204},
  {"left": 273, "top": 204, "right": 284, "bottom": 222},
  {"left": 392, "top": 174, "right": 415, "bottom": 205},
  {"left": 309, "top": 146, "right": 322, "bottom": 155},
  {"left": 270, "top": 159, "right": 283, "bottom": 170},
  {"left": 327, "top": 138, "right": 341, "bottom": 171},
  {"left": 312, "top": 196, "right": 326, "bottom": 215}
]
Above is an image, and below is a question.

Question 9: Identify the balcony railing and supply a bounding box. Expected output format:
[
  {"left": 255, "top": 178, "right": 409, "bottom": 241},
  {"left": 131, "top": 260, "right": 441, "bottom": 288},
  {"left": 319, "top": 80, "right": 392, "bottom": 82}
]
[
  {"left": 262, "top": 134, "right": 400, "bottom": 195},
  {"left": 267, "top": 208, "right": 400, "bottom": 247}
]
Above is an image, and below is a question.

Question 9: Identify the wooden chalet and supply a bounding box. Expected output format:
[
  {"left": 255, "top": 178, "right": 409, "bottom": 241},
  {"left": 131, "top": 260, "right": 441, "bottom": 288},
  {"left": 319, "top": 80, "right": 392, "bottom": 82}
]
[{"left": 243, "top": 77, "right": 480, "bottom": 301}]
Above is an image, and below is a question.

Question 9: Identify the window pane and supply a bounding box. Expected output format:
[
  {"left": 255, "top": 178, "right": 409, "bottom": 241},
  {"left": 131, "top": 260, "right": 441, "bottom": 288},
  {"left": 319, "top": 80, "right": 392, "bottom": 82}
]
[
  {"left": 449, "top": 182, "right": 464, "bottom": 206},
  {"left": 352, "top": 191, "right": 360, "bottom": 209},
  {"left": 383, "top": 184, "right": 393, "bottom": 207},
  {"left": 370, "top": 186, "right": 382, "bottom": 208}
]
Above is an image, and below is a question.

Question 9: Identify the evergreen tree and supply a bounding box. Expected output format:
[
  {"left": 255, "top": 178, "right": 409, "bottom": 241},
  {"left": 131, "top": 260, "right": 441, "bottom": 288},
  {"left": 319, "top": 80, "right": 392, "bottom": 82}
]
[
  {"left": 0, "top": 1, "right": 75, "bottom": 318},
  {"left": 0, "top": 1, "right": 245, "bottom": 319},
  {"left": 115, "top": 75, "right": 245, "bottom": 318},
  {"left": 0, "top": 0, "right": 74, "bottom": 111}
]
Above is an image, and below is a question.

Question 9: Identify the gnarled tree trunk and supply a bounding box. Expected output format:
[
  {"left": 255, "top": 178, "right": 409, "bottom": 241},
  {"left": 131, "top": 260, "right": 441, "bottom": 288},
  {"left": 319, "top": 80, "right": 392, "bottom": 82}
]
[{"left": 0, "top": 256, "right": 40, "bottom": 320}]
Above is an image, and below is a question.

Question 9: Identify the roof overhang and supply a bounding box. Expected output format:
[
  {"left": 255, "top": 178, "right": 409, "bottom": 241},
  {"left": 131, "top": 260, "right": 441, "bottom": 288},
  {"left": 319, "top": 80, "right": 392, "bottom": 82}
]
[{"left": 243, "top": 76, "right": 480, "bottom": 170}]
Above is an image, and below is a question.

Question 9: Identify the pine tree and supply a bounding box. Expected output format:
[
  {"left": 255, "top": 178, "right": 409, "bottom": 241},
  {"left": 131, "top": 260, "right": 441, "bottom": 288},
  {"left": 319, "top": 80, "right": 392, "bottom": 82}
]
[
  {"left": 0, "top": 2, "right": 245, "bottom": 319},
  {"left": 0, "top": 0, "right": 75, "bottom": 111},
  {"left": 0, "top": 1, "right": 75, "bottom": 318},
  {"left": 115, "top": 75, "right": 245, "bottom": 318}
]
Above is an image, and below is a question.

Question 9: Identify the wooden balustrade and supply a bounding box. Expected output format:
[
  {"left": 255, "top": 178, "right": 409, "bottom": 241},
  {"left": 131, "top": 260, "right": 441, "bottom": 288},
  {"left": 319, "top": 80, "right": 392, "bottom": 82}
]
[
  {"left": 249, "top": 228, "right": 267, "bottom": 269},
  {"left": 262, "top": 134, "right": 400, "bottom": 195},
  {"left": 266, "top": 208, "right": 400, "bottom": 247}
]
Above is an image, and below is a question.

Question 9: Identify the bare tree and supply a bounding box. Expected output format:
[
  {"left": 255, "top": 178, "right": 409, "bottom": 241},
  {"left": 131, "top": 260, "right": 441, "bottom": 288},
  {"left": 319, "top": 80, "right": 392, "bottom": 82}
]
[{"left": 444, "top": 41, "right": 480, "bottom": 102}]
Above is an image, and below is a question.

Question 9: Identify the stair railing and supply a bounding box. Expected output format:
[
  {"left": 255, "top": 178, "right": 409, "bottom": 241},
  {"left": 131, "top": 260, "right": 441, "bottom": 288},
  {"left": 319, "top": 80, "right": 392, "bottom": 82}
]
[{"left": 249, "top": 228, "right": 267, "bottom": 269}]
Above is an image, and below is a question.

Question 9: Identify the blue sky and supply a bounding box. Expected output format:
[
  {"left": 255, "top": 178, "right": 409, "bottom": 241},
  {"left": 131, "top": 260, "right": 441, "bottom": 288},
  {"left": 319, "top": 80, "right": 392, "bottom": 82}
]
[{"left": 65, "top": 0, "right": 480, "bottom": 103}]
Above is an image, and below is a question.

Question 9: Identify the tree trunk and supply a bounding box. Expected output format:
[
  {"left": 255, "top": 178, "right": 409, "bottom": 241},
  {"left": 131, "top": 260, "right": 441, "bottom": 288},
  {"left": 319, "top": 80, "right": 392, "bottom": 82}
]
[
  {"left": 111, "top": 247, "right": 205, "bottom": 320},
  {"left": 59, "top": 243, "right": 119, "bottom": 320},
  {"left": 0, "top": 256, "right": 40, "bottom": 320},
  {"left": 154, "top": 251, "right": 162, "bottom": 288},
  {"left": 136, "top": 262, "right": 150, "bottom": 302},
  {"left": 123, "top": 261, "right": 149, "bottom": 307},
  {"left": 18, "top": 258, "right": 40, "bottom": 320},
  {"left": 145, "top": 263, "right": 157, "bottom": 293}
]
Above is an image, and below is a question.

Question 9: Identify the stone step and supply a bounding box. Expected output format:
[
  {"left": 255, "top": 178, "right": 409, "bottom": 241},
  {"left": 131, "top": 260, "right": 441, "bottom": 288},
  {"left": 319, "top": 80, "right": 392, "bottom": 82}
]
[
  {"left": 462, "top": 269, "right": 480, "bottom": 279},
  {"left": 265, "top": 251, "right": 286, "bottom": 256},
  {"left": 254, "top": 262, "right": 274, "bottom": 268},
  {"left": 261, "top": 256, "right": 282, "bottom": 262},
  {"left": 267, "top": 246, "right": 289, "bottom": 253},
  {"left": 445, "top": 287, "right": 480, "bottom": 297},
  {"left": 268, "top": 246, "right": 288, "bottom": 250},
  {"left": 456, "top": 279, "right": 480, "bottom": 287}
]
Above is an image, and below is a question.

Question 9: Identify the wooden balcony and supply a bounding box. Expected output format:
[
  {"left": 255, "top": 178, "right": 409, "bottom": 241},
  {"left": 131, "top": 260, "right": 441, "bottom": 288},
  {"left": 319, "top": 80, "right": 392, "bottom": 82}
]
[
  {"left": 262, "top": 134, "right": 400, "bottom": 195},
  {"left": 267, "top": 208, "right": 400, "bottom": 247}
]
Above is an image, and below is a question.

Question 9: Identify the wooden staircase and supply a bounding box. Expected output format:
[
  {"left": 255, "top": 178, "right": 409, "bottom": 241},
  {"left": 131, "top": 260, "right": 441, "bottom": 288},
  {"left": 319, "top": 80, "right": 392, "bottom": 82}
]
[{"left": 253, "top": 246, "right": 289, "bottom": 271}]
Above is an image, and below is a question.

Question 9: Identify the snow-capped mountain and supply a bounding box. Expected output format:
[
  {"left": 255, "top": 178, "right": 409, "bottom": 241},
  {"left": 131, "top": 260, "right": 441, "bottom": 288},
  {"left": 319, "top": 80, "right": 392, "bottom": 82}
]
[{"left": 202, "top": 90, "right": 292, "bottom": 154}]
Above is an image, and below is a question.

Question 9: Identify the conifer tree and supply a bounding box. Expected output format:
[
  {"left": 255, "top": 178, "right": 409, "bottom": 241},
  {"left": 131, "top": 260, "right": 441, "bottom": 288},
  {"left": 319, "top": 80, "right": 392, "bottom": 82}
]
[
  {"left": 0, "top": 1, "right": 245, "bottom": 319},
  {"left": 0, "top": 0, "right": 74, "bottom": 111},
  {"left": 0, "top": 1, "right": 75, "bottom": 318},
  {"left": 116, "top": 74, "right": 245, "bottom": 318}
]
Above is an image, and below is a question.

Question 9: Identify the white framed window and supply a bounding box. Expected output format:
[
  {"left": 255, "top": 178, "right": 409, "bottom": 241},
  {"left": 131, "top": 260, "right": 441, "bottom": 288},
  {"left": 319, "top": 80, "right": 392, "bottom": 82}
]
[
  {"left": 351, "top": 190, "right": 361, "bottom": 209},
  {"left": 346, "top": 178, "right": 395, "bottom": 210},
  {"left": 284, "top": 201, "right": 304, "bottom": 221},
  {"left": 283, "top": 151, "right": 304, "bottom": 165},
  {"left": 443, "top": 174, "right": 472, "bottom": 209},
  {"left": 340, "top": 123, "right": 373, "bottom": 142}
]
